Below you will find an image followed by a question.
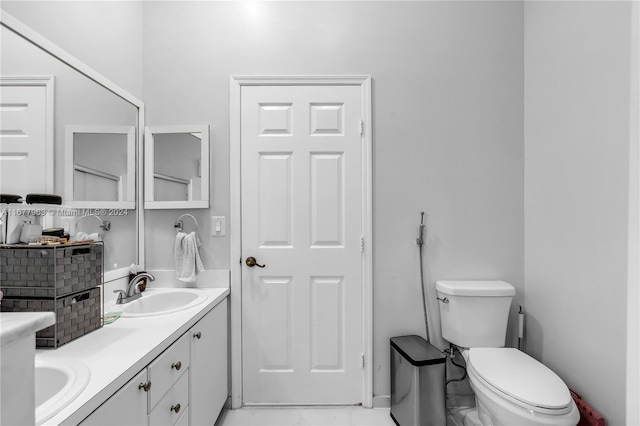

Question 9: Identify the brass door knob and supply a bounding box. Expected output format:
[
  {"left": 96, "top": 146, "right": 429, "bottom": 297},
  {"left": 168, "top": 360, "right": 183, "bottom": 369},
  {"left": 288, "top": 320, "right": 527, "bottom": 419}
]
[{"left": 245, "top": 257, "right": 266, "bottom": 268}]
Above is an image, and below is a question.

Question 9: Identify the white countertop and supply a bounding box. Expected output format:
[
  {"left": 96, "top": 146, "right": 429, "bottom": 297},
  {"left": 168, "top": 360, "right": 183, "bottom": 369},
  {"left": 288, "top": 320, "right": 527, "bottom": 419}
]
[
  {"left": 38, "top": 287, "right": 229, "bottom": 426},
  {"left": 0, "top": 312, "right": 56, "bottom": 346}
]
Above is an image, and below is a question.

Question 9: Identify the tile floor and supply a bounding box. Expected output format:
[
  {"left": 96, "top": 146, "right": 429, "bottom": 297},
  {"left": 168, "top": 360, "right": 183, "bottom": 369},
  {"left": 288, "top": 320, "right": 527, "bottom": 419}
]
[{"left": 216, "top": 407, "right": 396, "bottom": 426}]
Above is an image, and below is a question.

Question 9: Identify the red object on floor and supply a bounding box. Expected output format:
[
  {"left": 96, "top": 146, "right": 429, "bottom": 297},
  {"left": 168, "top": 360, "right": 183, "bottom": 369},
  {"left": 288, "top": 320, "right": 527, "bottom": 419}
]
[{"left": 570, "top": 388, "right": 606, "bottom": 426}]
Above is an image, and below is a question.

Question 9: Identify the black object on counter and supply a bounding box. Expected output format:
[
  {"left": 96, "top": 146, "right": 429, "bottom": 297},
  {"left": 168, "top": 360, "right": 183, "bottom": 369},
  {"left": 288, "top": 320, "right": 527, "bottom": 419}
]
[
  {"left": 42, "top": 228, "right": 65, "bottom": 238},
  {"left": 25, "top": 193, "right": 62, "bottom": 205},
  {"left": 0, "top": 194, "right": 23, "bottom": 204}
]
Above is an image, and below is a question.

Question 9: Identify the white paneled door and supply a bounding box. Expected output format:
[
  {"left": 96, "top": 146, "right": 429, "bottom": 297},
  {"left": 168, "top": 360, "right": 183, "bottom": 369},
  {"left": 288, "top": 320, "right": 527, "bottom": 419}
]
[
  {"left": 241, "top": 84, "right": 365, "bottom": 404},
  {"left": 0, "top": 81, "right": 52, "bottom": 195}
]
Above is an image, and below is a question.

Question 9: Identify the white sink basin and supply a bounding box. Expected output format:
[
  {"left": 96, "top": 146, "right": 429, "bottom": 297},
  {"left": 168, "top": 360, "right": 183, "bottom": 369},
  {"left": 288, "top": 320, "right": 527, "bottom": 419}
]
[
  {"left": 119, "top": 289, "right": 208, "bottom": 318},
  {"left": 35, "top": 358, "right": 90, "bottom": 425}
]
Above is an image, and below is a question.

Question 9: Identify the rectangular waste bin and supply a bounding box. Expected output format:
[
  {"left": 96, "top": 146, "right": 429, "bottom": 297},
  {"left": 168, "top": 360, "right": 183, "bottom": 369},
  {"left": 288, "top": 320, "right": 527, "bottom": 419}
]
[{"left": 390, "top": 335, "right": 446, "bottom": 426}]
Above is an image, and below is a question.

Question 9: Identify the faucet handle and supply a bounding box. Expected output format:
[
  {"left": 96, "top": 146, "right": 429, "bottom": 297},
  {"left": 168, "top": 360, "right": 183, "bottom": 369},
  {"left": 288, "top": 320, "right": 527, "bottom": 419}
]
[{"left": 113, "top": 290, "right": 126, "bottom": 303}]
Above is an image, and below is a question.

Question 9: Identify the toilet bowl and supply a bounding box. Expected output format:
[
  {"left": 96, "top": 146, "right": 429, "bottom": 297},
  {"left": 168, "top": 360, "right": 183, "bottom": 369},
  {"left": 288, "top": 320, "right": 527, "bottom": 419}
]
[
  {"left": 461, "top": 348, "right": 579, "bottom": 426},
  {"left": 435, "top": 281, "right": 579, "bottom": 426}
]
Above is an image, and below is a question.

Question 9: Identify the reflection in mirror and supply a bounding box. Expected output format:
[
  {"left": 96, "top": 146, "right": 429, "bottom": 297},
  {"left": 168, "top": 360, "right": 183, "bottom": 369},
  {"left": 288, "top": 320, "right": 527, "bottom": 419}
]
[
  {"left": 65, "top": 125, "right": 135, "bottom": 208},
  {"left": 1, "top": 15, "right": 141, "bottom": 275},
  {"left": 145, "top": 126, "right": 209, "bottom": 209},
  {"left": 154, "top": 132, "right": 202, "bottom": 202}
]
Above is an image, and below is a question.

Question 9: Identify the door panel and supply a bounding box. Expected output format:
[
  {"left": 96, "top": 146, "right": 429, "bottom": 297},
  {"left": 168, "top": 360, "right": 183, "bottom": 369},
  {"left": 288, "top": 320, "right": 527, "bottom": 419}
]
[
  {"left": 0, "top": 85, "right": 48, "bottom": 195},
  {"left": 241, "top": 85, "right": 363, "bottom": 404},
  {"left": 310, "top": 275, "right": 345, "bottom": 371},
  {"left": 310, "top": 152, "right": 344, "bottom": 247},
  {"left": 258, "top": 153, "right": 293, "bottom": 247}
]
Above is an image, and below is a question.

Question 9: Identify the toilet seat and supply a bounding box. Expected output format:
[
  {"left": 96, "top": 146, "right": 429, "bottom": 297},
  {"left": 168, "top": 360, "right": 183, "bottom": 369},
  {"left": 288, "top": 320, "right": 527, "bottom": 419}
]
[{"left": 467, "top": 348, "right": 573, "bottom": 414}]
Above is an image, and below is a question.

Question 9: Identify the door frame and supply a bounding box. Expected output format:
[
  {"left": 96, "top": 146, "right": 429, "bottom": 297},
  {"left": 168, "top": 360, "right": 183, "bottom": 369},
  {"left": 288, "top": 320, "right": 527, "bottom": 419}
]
[{"left": 230, "top": 75, "right": 373, "bottom": 408}]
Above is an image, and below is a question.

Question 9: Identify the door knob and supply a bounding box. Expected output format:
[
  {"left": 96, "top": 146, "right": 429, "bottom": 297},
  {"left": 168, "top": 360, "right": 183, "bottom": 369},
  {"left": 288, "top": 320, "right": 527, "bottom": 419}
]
[{"left": 245, "top": 257, "right": 266, "bottom": 268}]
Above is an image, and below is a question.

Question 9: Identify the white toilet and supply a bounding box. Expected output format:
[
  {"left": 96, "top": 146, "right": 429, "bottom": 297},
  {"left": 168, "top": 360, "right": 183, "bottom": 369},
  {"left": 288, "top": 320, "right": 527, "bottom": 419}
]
[{"left": 435, "top": 280, "right": 580, "bottom": 426}]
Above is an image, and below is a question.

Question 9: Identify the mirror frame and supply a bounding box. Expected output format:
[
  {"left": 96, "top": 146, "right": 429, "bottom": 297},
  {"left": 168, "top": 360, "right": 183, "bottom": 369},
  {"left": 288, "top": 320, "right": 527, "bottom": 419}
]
[
  {"left": 144, "top": 125, "right": 210, "bottom": 209},
  {"left": 64, "top": 125, "right": 136, "bottom": 209},
  {"left": 1, "top": 10, "right": 146, "bottom": 279}
]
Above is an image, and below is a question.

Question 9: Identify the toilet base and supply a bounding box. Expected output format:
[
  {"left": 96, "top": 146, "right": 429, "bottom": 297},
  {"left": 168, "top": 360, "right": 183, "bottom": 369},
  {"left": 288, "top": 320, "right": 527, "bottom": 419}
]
[{"left": 462, "top": 409, "right": 482, "bottom": 426}]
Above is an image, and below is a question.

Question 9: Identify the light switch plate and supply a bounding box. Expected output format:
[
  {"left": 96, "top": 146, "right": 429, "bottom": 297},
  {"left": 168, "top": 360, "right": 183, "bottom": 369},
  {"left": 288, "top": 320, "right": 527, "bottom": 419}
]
[{"left": 211, "top": 216, "right": 226, "bottom": 237}]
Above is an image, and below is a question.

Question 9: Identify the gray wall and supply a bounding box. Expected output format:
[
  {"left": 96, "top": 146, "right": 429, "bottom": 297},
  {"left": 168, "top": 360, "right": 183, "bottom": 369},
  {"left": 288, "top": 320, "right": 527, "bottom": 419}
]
[
  {"left": 524, "top": 2, "right": 633, "bottom": 424},
  {"left": 1, "top": 1, "right": 143, "bottom": 99},
  {"left": 140, "top": 0, "right": 525, "bottom": 400}
]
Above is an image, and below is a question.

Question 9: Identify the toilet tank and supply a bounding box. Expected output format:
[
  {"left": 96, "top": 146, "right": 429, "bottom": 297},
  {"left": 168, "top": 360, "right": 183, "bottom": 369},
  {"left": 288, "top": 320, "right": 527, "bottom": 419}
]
[{"left": 436, "top": 281, "right": 515, "bottom": 348}]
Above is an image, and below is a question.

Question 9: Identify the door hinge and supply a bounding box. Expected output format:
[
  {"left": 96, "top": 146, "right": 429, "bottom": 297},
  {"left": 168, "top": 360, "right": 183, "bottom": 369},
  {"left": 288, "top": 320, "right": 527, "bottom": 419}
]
[
  {"left": 359, "top": 119, "right": 364, "bottom": 135},
  {"left": 361, "top": 353, "right": 365, "bottom": 369},
  {"left": 360, "top": 236, "right": 365, "bottom": 252}
]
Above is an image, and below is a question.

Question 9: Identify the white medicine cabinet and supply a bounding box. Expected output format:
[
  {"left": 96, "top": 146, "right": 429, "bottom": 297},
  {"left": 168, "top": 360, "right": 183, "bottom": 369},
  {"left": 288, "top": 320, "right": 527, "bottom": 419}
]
[{"left": 144, "top": 125, "right": 210, "bottom": 209}]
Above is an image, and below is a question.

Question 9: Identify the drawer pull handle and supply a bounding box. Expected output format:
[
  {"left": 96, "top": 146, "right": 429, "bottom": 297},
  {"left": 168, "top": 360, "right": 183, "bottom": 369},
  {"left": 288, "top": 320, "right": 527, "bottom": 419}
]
[
  {"left": 171, "top": 361, "right": 182, "bottom": 371},
  {"left": 170, "top": 403, "right": 181, "bottom": 414},
  {"left": 138, "top": 381, "right": 151, "bottom": 392},
  {"left": 193, "top": 331, "right": 202, "bottom": 339}
]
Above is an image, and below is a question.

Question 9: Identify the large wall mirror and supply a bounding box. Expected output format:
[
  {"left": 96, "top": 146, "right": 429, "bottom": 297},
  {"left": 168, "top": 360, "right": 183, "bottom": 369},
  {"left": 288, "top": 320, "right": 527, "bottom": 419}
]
[
  {"left": 0, "top": 12, "right": 143, "bottom": 278},
  {"left": 144, "top": 125, "right": 209, "bottom": 209}
]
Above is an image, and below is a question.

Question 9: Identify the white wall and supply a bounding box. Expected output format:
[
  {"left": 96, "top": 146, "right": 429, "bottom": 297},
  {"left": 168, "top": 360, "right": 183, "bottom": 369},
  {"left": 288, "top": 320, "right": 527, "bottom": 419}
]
[
  {"left": 1, "top": 1, "right": 143, "bottom": 98},
  {"left": 524, "top": 2, "right": 633, "bottom": 424},
  {"left": 141, "top": 0, "right": 524, "bottom": 400}
]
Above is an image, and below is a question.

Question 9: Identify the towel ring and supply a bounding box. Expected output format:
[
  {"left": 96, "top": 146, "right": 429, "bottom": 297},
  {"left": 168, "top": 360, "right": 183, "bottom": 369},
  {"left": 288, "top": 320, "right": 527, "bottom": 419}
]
[
  {"left": 77, "top": 215, "right": 111, "bottom": 232},
  {"left": 175, "top": 214, "right": 198, "bottom": 233}
]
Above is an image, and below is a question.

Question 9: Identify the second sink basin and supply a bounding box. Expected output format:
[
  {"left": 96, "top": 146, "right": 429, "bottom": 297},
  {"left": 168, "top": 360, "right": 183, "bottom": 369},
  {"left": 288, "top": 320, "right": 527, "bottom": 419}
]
[
  {"left": 119, "top": 288, "right": 208, "bottom": 317},
  {"left": 35, "top": 358, "right": 90, "bottom": 425}
]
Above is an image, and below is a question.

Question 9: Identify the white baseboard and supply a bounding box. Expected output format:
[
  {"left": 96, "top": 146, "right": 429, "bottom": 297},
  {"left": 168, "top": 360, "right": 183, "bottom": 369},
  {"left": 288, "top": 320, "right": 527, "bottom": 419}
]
[{"left": 373, "top": 395, "right": 390, "bottom": 408}]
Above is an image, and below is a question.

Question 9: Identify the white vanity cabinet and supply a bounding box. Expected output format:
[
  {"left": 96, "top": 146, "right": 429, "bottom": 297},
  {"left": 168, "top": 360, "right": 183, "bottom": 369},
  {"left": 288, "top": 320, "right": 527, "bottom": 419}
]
[
  {"left": 80, "top": 298, "right": 227, "bottom": 426},
  {"left": 190, "top": 299, "right": 228, "bottom": 425}
]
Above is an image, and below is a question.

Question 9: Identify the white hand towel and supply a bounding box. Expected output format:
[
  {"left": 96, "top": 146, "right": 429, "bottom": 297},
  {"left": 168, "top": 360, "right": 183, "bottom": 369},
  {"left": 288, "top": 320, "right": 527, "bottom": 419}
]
[
  {"left": 73, "top": 231, "right": 102, "bottom": 242},
  {"left": 175, "top": 231, "right": 204, "bottom": 282}
]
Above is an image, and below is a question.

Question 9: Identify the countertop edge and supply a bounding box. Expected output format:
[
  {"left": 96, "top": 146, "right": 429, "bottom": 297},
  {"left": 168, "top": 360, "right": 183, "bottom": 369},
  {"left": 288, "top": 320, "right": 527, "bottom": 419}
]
[{"left": 0, "top": 312, "right": 56, "bottom": 346}]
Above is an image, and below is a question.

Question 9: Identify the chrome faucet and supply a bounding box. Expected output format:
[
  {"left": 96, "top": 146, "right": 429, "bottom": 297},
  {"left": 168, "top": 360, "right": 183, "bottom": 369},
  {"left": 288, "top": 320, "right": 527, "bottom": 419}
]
[{"left": 114, "top": 272, "right": 155, "bottom": 304}]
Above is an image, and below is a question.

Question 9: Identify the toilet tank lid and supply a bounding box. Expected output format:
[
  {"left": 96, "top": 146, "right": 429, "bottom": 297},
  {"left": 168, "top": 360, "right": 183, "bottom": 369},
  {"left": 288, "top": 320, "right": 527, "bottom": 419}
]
[{"left": 435, "top": 280, "right": 515, "bottom": 296}]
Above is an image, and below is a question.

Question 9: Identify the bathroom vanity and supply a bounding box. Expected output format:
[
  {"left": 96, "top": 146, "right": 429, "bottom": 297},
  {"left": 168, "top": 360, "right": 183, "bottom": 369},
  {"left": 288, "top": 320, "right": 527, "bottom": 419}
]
[{"left": 35, "top": 287, "right": 229, "bottom": 425}]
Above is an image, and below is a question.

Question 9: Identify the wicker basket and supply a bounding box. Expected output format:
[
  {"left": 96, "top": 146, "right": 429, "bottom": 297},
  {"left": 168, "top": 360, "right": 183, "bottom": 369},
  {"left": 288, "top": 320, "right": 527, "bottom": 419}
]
[
  {"left": 1, "top": 286, "right": 102, "bottom": 348},
  {"left": 0, "top": 242, "right": 104, "bottom": 348},
  {"left": 0, "top": 243, "right": 103, "bottom": 298}
]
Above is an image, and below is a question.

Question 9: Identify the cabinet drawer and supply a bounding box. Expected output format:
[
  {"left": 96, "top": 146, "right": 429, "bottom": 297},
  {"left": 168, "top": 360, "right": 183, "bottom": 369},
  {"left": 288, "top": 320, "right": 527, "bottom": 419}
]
[
  {"left": 148, "top": 332, "right": 190, "bottom": 410},
  {"left": 80, "top": 369, "right": 148, "bottom": 425},
  {"left": 175, "top": 407, "right": 189, "bottom": 426},
  {"left": 149, "top": 369, "right": 189, "bottom": 426}
]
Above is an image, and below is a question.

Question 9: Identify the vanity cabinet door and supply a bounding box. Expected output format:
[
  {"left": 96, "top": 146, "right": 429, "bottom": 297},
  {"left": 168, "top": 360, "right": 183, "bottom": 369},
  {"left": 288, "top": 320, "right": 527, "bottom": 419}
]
[
  {"left": 190, "top": 299, "right": 228, "bottom": 425},
  {"left": 81, "top": 369, "right": 149, "bottom": 426}
]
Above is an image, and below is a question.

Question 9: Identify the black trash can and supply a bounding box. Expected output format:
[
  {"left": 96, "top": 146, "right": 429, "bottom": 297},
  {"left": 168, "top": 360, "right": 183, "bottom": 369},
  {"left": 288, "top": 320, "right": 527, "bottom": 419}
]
[{"left": 390, "top": 335, "right": 446, "bottom": 426}]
